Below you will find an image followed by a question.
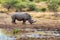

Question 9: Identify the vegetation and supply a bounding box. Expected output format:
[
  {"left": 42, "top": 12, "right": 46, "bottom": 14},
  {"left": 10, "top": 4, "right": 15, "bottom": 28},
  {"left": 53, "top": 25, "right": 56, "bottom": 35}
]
[
  {"left": 13, "top": 29, "right": 19, "bottom": 35},
  {"left": 0, "top": 0, "right": 60, "bottom": 40},
  {"left": 47, "top": 0, "right": 59, "bottom": 12},
  {"left": 47, "top": 0, "right": 60, "bottom": 17},
  {"left": 40, "top": 8, "right": 46, "bottom": 12},
  {"left": 0, "top": 0, "right": 36, "bottom": 12},
  {"left": 28, "top": 2, "right": 36, "bottom": 11},
  {"left": 34, "top": 0, "right": 47, "bottom": 3},
  {"left": 0, "top": 0, "right": 60, "bottom": 12}
]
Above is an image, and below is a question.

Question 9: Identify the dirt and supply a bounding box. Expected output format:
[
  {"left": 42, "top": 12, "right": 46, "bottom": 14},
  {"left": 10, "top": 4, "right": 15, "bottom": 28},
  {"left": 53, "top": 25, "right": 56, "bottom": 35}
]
[
  {"left": 0, "top": 12, "right": 60, "bottom": 31},
  {"left": 0, "top": 12, "right": 60, "bottom": 40},
  {"left": 17, "top": 37, "right": 60, "bottom": 40}
]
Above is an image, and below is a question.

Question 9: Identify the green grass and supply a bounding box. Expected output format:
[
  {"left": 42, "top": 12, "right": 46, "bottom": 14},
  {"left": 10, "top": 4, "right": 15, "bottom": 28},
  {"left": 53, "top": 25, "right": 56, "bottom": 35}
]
[{"left": 13, "top": 29, "right": 19, "bottom": 35}]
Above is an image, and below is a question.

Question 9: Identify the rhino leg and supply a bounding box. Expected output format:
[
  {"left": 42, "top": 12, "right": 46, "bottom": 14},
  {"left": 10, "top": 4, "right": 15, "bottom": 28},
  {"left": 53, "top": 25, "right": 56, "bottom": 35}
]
[
  {"left": 12, "top": 19, "right": 16, "bottom": 24},
  {"left": 28, "top": 19, "right": 33, "bottom": 24},
  {"left": 22, "top": 20, "right": 26, "bottom": 24}
]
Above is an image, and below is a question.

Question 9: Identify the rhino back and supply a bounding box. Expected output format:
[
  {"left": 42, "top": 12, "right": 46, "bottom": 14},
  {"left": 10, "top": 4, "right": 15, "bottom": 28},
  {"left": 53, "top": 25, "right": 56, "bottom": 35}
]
[{"left": 12, "top": 12, "right": 31, "bottom": 20}]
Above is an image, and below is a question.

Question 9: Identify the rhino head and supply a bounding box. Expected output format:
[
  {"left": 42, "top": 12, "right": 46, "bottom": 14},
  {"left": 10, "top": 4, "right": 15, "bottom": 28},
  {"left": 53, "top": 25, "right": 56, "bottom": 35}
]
[{"left": 31, "top": 19, "right": 36, "bottom": 23}]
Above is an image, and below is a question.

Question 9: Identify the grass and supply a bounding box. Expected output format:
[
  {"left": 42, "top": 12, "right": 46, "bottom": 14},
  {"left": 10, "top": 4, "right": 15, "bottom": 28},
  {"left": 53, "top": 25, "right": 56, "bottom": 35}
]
[
  {"left": 29, "top": 12, "right": 60, "bottom": 20},
  {"left": 0, "top": 12, "right": 60, "bottom": 29},
  {"left": 13, "top": 28, "right": 19, "bottom": 35}
]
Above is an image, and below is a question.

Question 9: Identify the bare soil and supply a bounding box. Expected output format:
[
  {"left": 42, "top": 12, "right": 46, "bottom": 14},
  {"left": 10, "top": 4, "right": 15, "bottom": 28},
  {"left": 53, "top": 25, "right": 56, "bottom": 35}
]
[
  {"left": 0, "top": 12, "right": 60, "bottom": 31},
  {"left": 0, "top": 12, "right": 60, "bottom": 40}
]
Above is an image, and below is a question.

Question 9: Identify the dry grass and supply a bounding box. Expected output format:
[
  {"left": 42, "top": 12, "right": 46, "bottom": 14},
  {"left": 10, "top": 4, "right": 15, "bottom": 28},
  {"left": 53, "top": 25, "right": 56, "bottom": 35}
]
[
  {"left": 0, "top": 12, "right": 60, "bottom": 30},
  {"left": 29, "top": 12, "right": 60, "bottom": 20},
  {"left": 0, "top": 12, "right": 60, "bottom": 40}
]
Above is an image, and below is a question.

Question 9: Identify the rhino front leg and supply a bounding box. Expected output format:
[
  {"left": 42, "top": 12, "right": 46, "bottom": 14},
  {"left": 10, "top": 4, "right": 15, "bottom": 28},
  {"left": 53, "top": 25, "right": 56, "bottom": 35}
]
[
  {"left": 22, "top": 20, "right": 26, "bottom": 24},
  {"left": 12, "top": 19, "right": 16, "bottom": 24},
  {"left": 28, "top": 19, "right": 33, "bottom": 24}
]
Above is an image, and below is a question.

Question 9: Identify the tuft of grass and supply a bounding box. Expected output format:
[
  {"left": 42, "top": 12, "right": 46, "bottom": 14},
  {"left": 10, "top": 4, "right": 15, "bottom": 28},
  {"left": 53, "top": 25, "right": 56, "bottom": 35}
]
[{"left": 13, "top": 29, "right": 19, "bottom": 35}]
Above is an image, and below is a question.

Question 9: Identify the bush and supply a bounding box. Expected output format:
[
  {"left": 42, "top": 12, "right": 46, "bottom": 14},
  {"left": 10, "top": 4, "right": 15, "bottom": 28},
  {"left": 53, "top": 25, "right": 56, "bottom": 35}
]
[
  {"left": 29, "top": 0, "right": 33, "bottom": 2},
  {"left": 15, "top": 2, "right": 28, "bottom": 11},
  {"left": 34, "top": 0, "right": 41, "bottom": 3},
  {"left": 28, "top": 2, "right": 36, "bottom": 11},
  {"left": 34, "top": 0, "right": 47, "bottom": 3},
  {"left": 19, "top": 2, "right": 28, "bottom": 8},
  {"left": 40, "top": 8, "right": 46, "bottom": 12},
  {"left": 22, "top": 0, "right": 29, "bottom": 2},
  {"left": 34, "top": 8, "right": 40, "bottom": 12},
  {"left": 0, "top": 0, "right": 48, "bottom": 12},
  {"left": 2, "top": 0, "right": 20, "bottom": 11},
  {"left": 47, "top": 0, "right": 59, "bottom": 12}
]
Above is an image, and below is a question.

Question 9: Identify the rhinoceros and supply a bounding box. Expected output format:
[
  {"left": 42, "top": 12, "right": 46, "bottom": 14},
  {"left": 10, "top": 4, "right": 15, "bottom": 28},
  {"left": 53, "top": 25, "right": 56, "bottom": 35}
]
[{"left": 11, "top": 12, "right": 36, "bottom": 24}]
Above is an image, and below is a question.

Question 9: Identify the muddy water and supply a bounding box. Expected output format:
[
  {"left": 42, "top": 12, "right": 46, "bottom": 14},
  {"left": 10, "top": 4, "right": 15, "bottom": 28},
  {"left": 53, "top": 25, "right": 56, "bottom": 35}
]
[
  {"left": 0, "top": 29, "right": 16, "bottom": 40},
  {"left": 17, "top": 28, "right": 60, "bottom": 38},
  {"left": 0, "top": 28, "right": 60, "bottom": 40}
]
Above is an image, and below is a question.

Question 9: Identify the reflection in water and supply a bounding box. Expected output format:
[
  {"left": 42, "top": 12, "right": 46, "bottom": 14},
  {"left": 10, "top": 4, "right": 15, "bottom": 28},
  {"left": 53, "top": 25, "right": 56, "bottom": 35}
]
[
  {"left": 18, "top": 28, "right": 60, "bottom": 38},
  {"left": 0, "top": 28, "right": 60, "bottom": 40},
  {"left": 0, "top": 29, "right": 16, "bottom": 40}
]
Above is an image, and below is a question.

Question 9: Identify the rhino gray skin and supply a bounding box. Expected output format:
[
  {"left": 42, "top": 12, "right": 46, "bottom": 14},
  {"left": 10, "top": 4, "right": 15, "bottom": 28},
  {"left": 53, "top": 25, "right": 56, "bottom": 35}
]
[{"left": 11, "top": 12, "right": 36, "bottom": 24}]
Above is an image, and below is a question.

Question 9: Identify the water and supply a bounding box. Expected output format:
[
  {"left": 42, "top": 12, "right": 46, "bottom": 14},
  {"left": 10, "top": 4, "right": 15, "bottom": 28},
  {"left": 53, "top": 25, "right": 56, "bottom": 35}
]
[
  {"left": 17, "top": 28, "right": 60, "bottom": 38},
  {"left": 19, "top": 32, "right": 60, "bottom": 38},
  {"left": 24, "top": 31, "right": 60, "bottom": 38},
  {"left": 0, "top": 28, "right": 60, "bottom": 40},
  {"left": 0, "top": 29, "right": 16, "bottom": 40}
]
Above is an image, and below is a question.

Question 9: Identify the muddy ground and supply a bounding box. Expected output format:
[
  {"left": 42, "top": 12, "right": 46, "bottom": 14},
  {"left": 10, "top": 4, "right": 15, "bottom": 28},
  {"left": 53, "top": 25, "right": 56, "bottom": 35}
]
[
  {"left": 17, "top": 38, "right": 60, "bottom": 40},
  {"left": 0, "top": 12, "right": 60, "bottom": 31},
  {"left": 0, "top": 12, "right": 60, "bottom": 40}
]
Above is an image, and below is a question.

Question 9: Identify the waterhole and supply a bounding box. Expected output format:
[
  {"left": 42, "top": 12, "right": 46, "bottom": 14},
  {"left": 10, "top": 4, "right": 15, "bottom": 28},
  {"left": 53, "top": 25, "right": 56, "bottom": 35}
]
[{"left": 0, "top": 28, "right": 60, "bottom": 40}]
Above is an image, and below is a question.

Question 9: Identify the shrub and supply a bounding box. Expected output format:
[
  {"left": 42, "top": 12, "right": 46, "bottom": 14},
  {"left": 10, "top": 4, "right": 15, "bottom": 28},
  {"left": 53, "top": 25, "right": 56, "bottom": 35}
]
[
  {"left": 15, "top": 2, "right": 28, "bottom": 11},
  {"left": 13, "top": 29, "right": 19, "bottom": 34},
  {"left": 34, "top": 0, "right": 41, "bottom": 3},
  {"left": 34, "top": 8, "right": 40, "bottom": 12},
  {"left": 40, "top": 8, "right": 46, "bottom": 12},
  {"left": 2, "top": 0, "right": 20, "bottom": 11},
  {"left": 47, "top": 0, "right": 59, "bottom": 12},
  {"left": 22, "top": 0, "right": 29, "bottom": 2},
  {"left": 28, "top": 2, "right": 36, "bottom": 11},
  {"left": 19, "top": 2, "right": 28, "bottom": 8},
  {"left": 34, "top": 0, "right": 47, "bottom": 3},
  {"left": 29, "top": 0, "right": 33, "bottom": 2}
]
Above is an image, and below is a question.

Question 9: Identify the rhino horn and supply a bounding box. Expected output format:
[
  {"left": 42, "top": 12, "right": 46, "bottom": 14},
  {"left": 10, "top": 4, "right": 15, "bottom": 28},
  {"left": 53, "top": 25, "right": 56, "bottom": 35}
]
[{"left": 32, "top": 19, "right": 36, "bottom": 23}]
